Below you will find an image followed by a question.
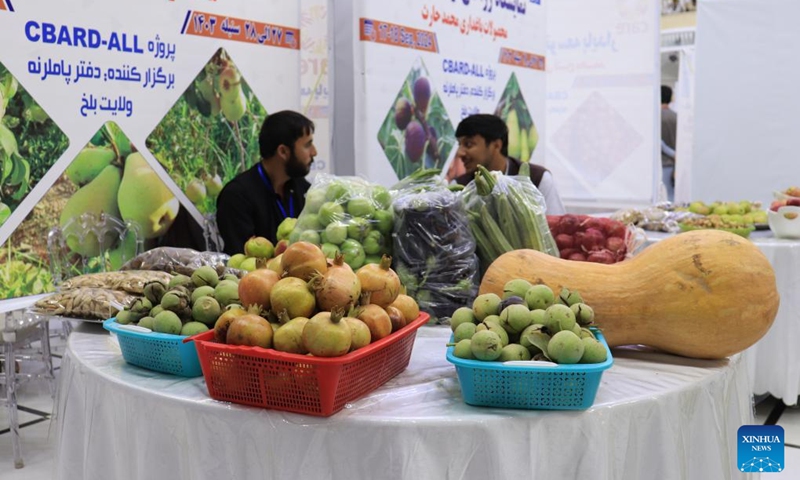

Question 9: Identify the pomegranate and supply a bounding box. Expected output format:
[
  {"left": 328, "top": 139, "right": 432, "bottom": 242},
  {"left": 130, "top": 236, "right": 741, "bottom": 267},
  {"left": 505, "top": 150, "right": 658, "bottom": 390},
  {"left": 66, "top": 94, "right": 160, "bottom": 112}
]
[
  {"left": 226, "top": 313, "right": 274, "bottom": 348},
  {"left": 356, "top": 304, "right": 393, "bottom": 341},
  {"left": 311, "top": 253, "right": 361, "bottom": 312},
  {"left": 386, "top": 305, "right": 406, "bottom": 332},
  {"left": 238, "top": 269, "right": 281, "bottom": 311},
  {"left": 281, "top": 241, "right": 327, "bottom": 281},
  {"left": 389, "top": 294, "right": 420, "bottom": 324},
  {"left": 270, "top": 277, "right": 316, "bottom": 321},
  {"left": 302, "top": 309, "right": 352, "bottom": 357},
  {"left": 213, "top": 305, "right": 246, "bottom": 343},
  {"left": 356, "top": 255, "right": 401, "bottom": 308},
  {"left": 344, "top": 317, "right": 371, "bottom": 351}
]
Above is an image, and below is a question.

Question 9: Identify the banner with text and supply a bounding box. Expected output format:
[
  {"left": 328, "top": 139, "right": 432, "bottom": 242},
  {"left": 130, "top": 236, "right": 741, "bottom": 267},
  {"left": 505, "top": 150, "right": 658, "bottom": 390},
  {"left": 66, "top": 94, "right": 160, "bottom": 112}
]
[
  {"left": 335, "top": 0, "right": 546, "bottom": 186},
  {"left": 546, "top": 0, "right": 659, "bottom": 206},
  {"left": 0, "top": 0, "right": 300, "bottom": 300}
]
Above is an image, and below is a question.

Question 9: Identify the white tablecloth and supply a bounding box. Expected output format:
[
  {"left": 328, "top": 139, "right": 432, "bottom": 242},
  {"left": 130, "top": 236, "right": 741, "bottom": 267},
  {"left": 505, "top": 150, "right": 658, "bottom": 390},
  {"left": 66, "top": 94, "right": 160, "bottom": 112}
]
[
  {"left": 53, "top": 323, "right": 757, "bottom": 480},
  {"left": 646, "top": 230, "right": 800, "bottom": 404}
]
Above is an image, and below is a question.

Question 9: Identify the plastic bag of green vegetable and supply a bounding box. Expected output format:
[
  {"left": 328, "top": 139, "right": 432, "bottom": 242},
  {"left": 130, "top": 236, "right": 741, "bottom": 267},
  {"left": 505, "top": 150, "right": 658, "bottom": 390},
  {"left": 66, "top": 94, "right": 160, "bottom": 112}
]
[
  {"left": 462, "top": 166, "right": 559, "bottom": 271},
  {"left": 391, "top": 169, "right": 479, "bottom": 323},
  {"left": 289, "top": 173, "right": 394, "bottom": 270}
]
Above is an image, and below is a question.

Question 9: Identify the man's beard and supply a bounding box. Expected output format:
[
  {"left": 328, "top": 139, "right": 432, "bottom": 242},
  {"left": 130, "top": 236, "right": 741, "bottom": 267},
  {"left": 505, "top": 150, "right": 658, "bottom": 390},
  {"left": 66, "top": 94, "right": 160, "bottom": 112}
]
[{"left": 285, "top": 152, "right": 312, "bottom": 178}]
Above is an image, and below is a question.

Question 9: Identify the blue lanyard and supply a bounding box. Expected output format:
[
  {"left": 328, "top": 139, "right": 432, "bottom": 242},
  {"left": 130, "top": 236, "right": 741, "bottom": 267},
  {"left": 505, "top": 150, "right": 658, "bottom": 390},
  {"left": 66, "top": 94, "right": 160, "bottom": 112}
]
[{"left": 257, "top": 164, "right": 294, "bottom": 219}]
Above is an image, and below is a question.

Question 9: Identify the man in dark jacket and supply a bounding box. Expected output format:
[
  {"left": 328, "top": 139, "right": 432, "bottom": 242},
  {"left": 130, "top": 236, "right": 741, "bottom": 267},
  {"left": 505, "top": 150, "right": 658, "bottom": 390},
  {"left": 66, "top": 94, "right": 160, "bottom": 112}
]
[
  {"left": 453, "top": 114, "right": 565, "bottom": 215},
  {"left": 216, "top": 110, "right": 317, "bottom": 255}
]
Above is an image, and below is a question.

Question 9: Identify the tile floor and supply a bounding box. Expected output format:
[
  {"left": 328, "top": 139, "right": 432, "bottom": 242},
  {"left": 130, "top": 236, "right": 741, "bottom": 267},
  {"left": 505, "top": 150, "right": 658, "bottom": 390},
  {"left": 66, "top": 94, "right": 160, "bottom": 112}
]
[{"left": 3, "top": 332, "right": 800, "bottom": 479}]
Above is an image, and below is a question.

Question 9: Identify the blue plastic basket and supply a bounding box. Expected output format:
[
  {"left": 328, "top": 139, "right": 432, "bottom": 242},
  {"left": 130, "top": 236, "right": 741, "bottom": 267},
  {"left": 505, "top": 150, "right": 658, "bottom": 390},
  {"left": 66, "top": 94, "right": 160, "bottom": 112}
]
[
  {"left": 446, "top": 328, "right": 613, "bottom": 410},
  {"left": 103, "top": 318, "right": 203, "bottom": 377}
]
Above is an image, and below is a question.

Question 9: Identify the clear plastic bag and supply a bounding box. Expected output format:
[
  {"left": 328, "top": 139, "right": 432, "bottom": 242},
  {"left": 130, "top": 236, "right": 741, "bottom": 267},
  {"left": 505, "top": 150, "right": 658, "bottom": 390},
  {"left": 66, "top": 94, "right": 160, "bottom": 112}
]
[
  {"left": 59, "top": 270, "right": 173, "bottom": 295},
  {"left": 461, "top": 169, "right": 559, "bottom": 272},
  {"left": 120, "top": 247, "right": 236, "bottom": 277},
  {"left": 33, "top": 287, "right": 135, "bottom": 320},
  {"left": 289, "top": 173, "right": 394, "bottom": 270},
  {"left": 392, "top": 183, "right": 480, "bottom": 323}
]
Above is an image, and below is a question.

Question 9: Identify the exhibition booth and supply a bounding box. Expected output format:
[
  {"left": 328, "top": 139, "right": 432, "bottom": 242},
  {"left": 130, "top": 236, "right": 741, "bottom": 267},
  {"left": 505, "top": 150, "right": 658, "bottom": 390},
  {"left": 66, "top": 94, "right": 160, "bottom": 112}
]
[{"left": 1, "top": 0, "right": 797, "bottom": 478}]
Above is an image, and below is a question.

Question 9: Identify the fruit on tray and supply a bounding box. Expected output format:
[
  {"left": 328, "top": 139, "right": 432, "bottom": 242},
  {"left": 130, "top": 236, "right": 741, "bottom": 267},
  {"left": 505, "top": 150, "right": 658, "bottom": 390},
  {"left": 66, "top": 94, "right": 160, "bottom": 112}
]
[
  {"left": 211, "top": 243, "right": 418, "bottom": 357},
  {"left": 679, "top": 214, "right": 754, "bottom": 229},
  {"left": 771, "top": 198, "right": 800, "bottom": 213},
  {"left": 478, "top": 229, "right": 779, "bottom": 360},
  {"left": 447, "top": 282, "right": 607, "bottom": 365},
  {"left": 546, "top": 214, "right": 630, "bottom": 264},
  {"left": 781, "top": 186, "right": 800, "bottom": 198}
]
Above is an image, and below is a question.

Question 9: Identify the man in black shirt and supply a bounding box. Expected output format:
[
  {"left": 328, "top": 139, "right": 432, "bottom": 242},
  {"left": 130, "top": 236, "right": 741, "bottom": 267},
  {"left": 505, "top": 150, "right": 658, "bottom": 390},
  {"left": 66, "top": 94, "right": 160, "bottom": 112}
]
[{"left": 216, "top": 110, "right": 317, "bottom": 255}]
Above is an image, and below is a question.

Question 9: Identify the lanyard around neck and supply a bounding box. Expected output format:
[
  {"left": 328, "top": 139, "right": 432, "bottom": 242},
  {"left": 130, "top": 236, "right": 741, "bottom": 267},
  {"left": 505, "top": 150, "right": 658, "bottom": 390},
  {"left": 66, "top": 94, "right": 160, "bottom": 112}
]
[{"left": 257, "top": 163, "right": 294, "bottom": 219}]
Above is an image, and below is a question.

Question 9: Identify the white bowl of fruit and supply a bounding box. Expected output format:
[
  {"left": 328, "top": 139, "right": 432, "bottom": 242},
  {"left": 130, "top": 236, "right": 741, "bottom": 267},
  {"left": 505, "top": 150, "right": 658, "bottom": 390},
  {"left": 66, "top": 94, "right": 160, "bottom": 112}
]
[{"left": 768, "top": 200, "right": 800, "bottom": 239}]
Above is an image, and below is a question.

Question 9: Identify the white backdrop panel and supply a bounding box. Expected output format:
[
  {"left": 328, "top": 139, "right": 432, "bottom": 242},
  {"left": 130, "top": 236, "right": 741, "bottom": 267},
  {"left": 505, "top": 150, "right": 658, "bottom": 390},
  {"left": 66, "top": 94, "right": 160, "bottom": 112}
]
[
  {"left": 546, "top": 0, "right": 660, "bottom": 207},
  {"left": 693, "top": 0, "right": 800, "bottom": 206}
]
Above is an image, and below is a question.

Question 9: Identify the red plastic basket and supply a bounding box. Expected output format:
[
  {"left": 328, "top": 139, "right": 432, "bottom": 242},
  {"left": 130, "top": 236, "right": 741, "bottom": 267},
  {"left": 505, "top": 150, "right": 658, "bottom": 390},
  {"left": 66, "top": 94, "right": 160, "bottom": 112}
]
[{"left": 189, "top": 312, "right": 430, "bottom": 417}]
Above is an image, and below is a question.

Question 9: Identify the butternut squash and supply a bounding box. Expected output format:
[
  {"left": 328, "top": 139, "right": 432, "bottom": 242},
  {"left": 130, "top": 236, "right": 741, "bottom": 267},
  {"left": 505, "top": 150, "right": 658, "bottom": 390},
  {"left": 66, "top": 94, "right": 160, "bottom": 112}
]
[{"left": 480, "top": 230, "right": 779, "bottom": 359}]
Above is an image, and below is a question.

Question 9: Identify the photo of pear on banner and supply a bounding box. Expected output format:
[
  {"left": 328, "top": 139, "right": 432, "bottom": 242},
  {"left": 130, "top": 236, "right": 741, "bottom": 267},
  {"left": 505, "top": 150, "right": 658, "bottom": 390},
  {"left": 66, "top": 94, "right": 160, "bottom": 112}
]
[
  {"left": 0, "top": 61, "right": 69, "bottom": 228},
  {"left": 377, "top": 57, "right": 456, "bottom": 180},
  {"left": 0, "top": 122, "right": 181, "bottom": 300},
  {"left": 146, "top": 48, "right": 267, "bottom": 216},
  {"left": 494, "top": 72, "right": 539, "bottom": 162}
]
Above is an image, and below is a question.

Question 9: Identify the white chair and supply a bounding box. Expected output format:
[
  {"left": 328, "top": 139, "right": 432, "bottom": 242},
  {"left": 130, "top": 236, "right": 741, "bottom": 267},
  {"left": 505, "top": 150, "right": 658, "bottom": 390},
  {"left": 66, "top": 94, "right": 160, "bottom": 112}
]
[
  {"left": 0, "top": 213, "right": 144, "bottom": 469},
  {"left": 0, "top": 295, "right": 55, "bottom": 469}
]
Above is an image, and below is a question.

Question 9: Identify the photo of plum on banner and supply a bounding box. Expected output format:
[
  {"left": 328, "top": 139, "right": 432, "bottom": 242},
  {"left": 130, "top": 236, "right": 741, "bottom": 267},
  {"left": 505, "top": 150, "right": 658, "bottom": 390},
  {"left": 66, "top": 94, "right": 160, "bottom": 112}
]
[
  {"left": 337, "top": 0, "right": 546, "bottom": 184},
  {"left": 377, "top": 58, "right": 456, "bottom": 179},
  {"left": 146, "top": 48, "right": 268, "bottom": 216}
]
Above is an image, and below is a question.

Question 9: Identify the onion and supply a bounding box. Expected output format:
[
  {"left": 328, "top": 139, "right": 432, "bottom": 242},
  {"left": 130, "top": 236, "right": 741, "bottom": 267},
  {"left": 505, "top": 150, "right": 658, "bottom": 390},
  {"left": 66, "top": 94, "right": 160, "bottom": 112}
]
[
  {"left": 558, "top": 215, "right": 581, "bottom": 235},
  {"left": 559, "top": 248, "right": 579, "bottom": 260},
  {"left": 356, "top": 255, "right": 401, "bottom": 308},
  {"left": 311, "top": 254, "right": 361, "bottom": 312},
  {"left": 356, "top": 304, "right": 393, "bottom": 341},
  {"left": 281, "top": 241, "right": 327, "bottom": 281},
  {"left": 577, "top": 228, "right": 605, "bottom": 252},
  {"left": 238, "top": 269, "right": 280, "bottom": 311},
  {"left": 606, "top": 237, "right": 627, "bottom": 256},
  {"left": 568, "top": 252, "right": 587, "bottom": 261},
  {"left": 587, "top": 250, "right": 617, "bottom": 264},
  {"left": 555, "top": 233, "right": 574, "bottom": 250}
]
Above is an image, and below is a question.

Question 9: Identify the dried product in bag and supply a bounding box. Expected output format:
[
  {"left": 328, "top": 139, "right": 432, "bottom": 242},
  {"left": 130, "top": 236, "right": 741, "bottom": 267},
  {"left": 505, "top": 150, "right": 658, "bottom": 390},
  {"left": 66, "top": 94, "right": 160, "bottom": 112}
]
[
  {"left": 59, "top": 270, "right": 172, "bottom": 294},
  {"left": 120, "top": 247, "right": 233, "bottom": 277},
  {"left": 33, "top": 287, "right": 136, "bottom": 320}
]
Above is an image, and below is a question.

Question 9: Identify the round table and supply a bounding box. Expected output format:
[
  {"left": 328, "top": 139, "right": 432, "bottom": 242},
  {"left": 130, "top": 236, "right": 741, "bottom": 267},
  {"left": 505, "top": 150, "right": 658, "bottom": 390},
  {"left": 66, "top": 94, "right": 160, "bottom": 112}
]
[
  {"left": 645, "top": 229, "right": 800, "bottom": 405},
  {"left": 53, "top": 323, "right": 755, "bottom": 480}
]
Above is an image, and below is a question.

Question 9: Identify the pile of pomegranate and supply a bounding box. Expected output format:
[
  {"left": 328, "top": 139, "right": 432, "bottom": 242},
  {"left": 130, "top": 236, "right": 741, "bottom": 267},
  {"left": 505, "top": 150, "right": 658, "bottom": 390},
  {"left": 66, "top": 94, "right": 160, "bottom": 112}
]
[{"left": 546, "top": 215, "right": 631, "bottom": 264}]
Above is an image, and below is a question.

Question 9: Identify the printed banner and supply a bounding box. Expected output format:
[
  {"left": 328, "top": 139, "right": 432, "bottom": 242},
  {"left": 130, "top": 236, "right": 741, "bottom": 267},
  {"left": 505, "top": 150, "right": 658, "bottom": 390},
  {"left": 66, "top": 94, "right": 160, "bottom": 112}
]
[
  {"left": 335, "top": 0, "right": 547, "bottom": 185},
  {"left": 545, "top": 0, "right": 660, "bottom": 205},
  {"left": 0, "top": 0, "right": 300, "bottom": 300}
]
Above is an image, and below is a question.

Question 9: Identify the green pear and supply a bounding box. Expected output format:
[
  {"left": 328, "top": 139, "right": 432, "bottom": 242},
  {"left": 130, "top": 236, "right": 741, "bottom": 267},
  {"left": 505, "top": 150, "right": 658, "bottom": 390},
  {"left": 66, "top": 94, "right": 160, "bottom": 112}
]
[
  {"left": 65, "top": 147, "right": 116, "bottom": 186},
  {"left": 118, "top": 152, "right": 179, "bottom": 239},
  {"left": 59, "top": 165, "right": 122, "bottom": 257}
]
